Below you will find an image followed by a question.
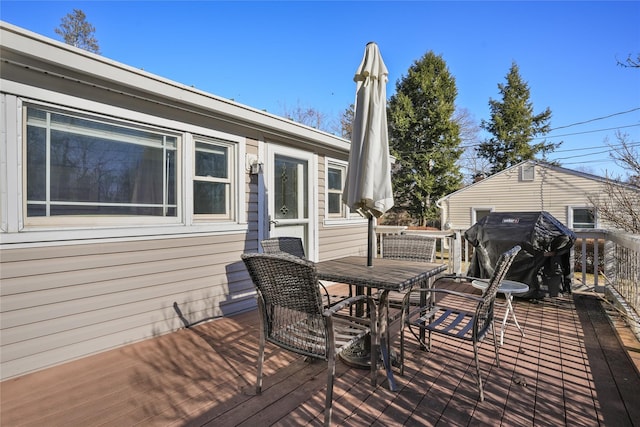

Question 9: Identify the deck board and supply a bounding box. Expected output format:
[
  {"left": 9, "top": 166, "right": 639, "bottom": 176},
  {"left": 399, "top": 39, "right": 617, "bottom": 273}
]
[{"left": 2, "top": 281, "right": 639, "bottom": 426}]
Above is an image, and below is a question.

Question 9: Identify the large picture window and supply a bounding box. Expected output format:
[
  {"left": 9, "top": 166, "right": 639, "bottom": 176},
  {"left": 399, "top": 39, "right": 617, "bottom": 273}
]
[
  {"left": 26, "top": 105, "right": 178, "bottom": 219},
  {"left": 193, "top": 138, "right": 234, "bottom": 219}
]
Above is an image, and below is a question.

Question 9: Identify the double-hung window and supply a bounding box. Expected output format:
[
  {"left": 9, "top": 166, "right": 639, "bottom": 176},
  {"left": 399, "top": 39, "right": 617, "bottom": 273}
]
[
  {"left": 327, "top": 162, "right": 346, "bottom": 218},
  {"left": 570, "top": 207, "right": 596, "bottom": 229},
  {"left": 472, "top": 207, "right": 493, "bottom": 225},
  {"left": 25, "top": 104, "right": 178, "bottom": 223},
  {"left": 193, "top": 138, "right": 235, "bottom": 220}
]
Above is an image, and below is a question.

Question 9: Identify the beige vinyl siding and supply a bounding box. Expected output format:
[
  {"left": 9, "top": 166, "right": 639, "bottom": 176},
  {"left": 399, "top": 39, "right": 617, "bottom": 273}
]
[
  {"left": 315, "top": 154, "right": 369, "bottom": 260},
  {"left": 245, "top": 138, "right": 260, "bottom": 240},
  {"left": 0, "top": 233, "right": 254, "bottom": 379},
  {"left": 319, "top": 225, "right": 368, "bottom": 260},
  {"left": 441, "top": 163, "right": 612, "bottom": 231},
  {"left": 318, "top": 155, "right": 326, "bottom": 213}
]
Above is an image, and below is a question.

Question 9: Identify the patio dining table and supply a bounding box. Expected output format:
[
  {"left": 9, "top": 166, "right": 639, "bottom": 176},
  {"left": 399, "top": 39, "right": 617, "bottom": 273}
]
[{"left": 316, "top": 256, "right": 447, "bottom": 391}]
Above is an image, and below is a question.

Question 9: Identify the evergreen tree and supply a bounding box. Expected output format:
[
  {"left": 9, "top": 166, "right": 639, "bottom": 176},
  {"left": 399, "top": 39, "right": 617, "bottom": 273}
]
[
  {"left": 55, "top": 9, "right": 100, "bottom": 54},
  {"left": 387, "top": 51, "right": 463, "bottom": 226},
  {"left": 478, "top": 62, "right": 558, "bottom": 173}
]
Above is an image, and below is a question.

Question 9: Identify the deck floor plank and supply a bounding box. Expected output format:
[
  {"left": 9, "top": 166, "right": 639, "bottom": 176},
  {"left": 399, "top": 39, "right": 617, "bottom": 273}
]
[{"left": 2, "top": 283, "right": 639, "bottom": 426}]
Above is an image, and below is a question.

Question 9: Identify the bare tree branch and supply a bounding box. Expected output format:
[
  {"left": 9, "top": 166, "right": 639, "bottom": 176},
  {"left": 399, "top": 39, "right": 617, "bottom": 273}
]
[
  {"left": 587, "top": 132, "right": 640, "bottom": 232},
  {"left": 616, "top": 53, "right": 640, "bottom": 68}
]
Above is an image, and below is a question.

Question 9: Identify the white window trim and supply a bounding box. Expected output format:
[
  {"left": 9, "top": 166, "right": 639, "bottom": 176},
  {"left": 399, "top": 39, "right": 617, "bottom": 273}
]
[
  {"left": 23, "top": 103, "right": 183, "bottom": 227},
  {"left": 0, "top": 88, "right": 247, "bottom": 246},
  {"left": 265, "top": 142, "right": 318, "bottom": 259},
  {"left": 568, "top": 205, "right": 597, "bottom": 229},
  {"left": 471, "top": 206, "right": 494, "bottom": 225},
  {"left": 323, "top": 157, "right": 367, "bottom": 226},
  {"left": 326, "top": 159, "right": 347, "bottom": 219},
  {"left": 192, "top": 136, "right": 237, "bottom": 222}
]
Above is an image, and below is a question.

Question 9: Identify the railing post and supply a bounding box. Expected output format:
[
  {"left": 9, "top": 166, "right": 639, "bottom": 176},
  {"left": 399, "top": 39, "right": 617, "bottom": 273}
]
[
  {"left": 603, "top": 238, "right": 615, "bottom": 293},
  {"left": 452, "top": 230, "right": 462, "bottom": 275},
  {"left": 593, "top": 236, "right": 601, "bottom": 292},
  {"left": 581, "top": 237, "right": 588, "bottom": 288}
]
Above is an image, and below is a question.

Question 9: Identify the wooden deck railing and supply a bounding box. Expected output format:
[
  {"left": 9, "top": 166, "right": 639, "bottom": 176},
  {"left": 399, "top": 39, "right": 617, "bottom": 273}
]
[
  {"left": 563, "top": 230, "right": 639, "bottom": 323},
  {"left": 375, "top": 226, "right": 640, "bottom": 340}
]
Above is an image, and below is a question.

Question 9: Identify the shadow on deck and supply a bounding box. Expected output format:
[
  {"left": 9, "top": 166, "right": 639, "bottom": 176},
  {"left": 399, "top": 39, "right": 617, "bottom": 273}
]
[{"left": 2, "top": 283, "right": 639, "bottom": 426}]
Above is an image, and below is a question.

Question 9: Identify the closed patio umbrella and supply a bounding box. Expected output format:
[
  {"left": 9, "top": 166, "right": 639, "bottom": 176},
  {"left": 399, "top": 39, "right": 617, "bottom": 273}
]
[{"left": 343, "top": 42, "right": 394, "bottom": 266}]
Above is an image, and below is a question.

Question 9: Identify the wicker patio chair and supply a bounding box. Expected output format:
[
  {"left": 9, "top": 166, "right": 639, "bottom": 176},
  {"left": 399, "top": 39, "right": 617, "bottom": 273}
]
[
  {"left": 381, "top": 234, "right": 437, "bottom": 263},
  {"left": 379, "top": 234, "right": 438, "bottom": 309},
  {"left": 241, "top": 252, "right": 377, "bottom": 427},
  {"left": 382, "top": 234, "right": 437, "bottom": 293},
  {"left": 400, "top": 245, "right": 521, "bottom": 401},
  {"left": 377, "top": 234, "right": 438, "bottom": 364},
  {"left": 260, "top": 236, "right": 307, "bottom": 258},
  {"left": 261, "top": 237, "right": 351, "bottom": 306}
]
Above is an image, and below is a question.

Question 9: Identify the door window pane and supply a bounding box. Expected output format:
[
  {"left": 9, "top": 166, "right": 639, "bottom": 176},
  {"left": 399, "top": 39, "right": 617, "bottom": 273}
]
[{"left": 274, "top": 154, "right": 308, "bottom": 220}]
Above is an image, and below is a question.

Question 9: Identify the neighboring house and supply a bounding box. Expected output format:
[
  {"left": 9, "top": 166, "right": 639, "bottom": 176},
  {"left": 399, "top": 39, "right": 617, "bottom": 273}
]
[
  {"left": 437, "top": 160, "right": 631, "bottom": 232},
  {"left": 0, "top": 22, "right": 369, "bottom": 379}
]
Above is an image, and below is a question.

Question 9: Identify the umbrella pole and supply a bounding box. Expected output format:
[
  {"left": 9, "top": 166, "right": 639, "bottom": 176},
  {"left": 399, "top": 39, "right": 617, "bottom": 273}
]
[{"left": 367, "top": 214, "right": 374, "bottom": 266}]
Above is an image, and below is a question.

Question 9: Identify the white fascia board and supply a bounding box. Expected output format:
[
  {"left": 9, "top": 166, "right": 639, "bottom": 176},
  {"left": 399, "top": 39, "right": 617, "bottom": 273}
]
[{"left": 0, "top": 21, "right": 350, "bottom": 153}]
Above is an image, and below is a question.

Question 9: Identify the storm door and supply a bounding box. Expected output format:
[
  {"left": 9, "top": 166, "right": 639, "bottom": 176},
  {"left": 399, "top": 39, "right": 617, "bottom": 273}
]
[{"left": 266, "top": 144, "right": 315, "bottom": 258}]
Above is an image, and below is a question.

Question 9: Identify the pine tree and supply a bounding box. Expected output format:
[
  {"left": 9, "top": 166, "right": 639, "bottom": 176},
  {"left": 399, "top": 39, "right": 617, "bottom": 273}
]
[
  {"left": 387, "top": 51, "right": 463, "bottom": 226},
  {"left": 55, "top": 9, "right": 100, "bottom": 54},
  {"left": 478, "top": 62, "right": 558, "bottom": 174}
]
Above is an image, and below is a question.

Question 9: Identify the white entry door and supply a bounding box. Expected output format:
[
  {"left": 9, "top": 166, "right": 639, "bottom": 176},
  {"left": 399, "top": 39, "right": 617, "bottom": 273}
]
[{"left": 266, "top": 144, "right": 316, "bottom": 259}]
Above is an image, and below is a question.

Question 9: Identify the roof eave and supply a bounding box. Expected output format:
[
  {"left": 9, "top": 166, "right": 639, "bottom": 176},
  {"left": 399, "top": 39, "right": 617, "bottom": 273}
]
[{"left": 0, "top": 21, "right": 350, "bottom": 153}]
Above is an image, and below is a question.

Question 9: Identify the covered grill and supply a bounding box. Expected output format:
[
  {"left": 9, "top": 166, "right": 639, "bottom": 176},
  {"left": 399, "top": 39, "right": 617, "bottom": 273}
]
[{"left": 465, "top": 211, "right": 576, "bottom": 299}]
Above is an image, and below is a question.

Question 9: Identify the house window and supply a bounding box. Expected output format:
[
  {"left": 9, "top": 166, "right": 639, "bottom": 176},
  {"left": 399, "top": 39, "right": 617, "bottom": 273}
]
[
  {"left": 25, "top": 105, "right": 178, "bottom": 220},
  {"left": 327, "top": 162, "right": 346, "bottom": 218},
  {"left": 520, "top": 164, "right": 535, "bottom": 181},
  {"left": 193, "top": 138, "right": 235, "bottom": 219},
  {"left": 472, "top": 207, "right": 493, "bottom": 224},
  {"left": 570, "top": 207, "right": 596, "bottom": 228}
]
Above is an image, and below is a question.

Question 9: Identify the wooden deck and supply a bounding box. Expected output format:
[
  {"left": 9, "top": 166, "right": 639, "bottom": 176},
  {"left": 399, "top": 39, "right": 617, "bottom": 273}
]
[{"left": 2, "top": 282, "right": 639, "bottom": 426}]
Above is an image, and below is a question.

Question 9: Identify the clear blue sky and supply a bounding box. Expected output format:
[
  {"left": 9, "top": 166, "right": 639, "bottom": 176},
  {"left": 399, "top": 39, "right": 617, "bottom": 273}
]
[{"left": 2, "top": 1, "right": 639, "bottom": 178}]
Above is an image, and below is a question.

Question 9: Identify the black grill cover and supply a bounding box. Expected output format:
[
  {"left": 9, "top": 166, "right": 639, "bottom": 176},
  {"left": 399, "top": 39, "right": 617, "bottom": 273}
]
[{"left": 465, "top": 211, "right": 576, "bottom": 298}]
